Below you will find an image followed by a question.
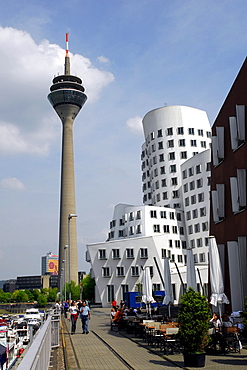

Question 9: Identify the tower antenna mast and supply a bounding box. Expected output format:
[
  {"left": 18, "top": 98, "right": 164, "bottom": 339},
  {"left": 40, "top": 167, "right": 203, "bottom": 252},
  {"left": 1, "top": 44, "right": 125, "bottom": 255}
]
[{"left": 65, "top": 33, "right": 70, "bottom": 75}]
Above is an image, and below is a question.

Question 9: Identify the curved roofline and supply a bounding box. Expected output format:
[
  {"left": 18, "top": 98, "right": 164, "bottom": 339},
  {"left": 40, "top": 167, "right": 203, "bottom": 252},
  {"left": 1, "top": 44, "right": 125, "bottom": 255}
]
[{"left": 142, "top": 105, "right": 206, "bottom": 121}]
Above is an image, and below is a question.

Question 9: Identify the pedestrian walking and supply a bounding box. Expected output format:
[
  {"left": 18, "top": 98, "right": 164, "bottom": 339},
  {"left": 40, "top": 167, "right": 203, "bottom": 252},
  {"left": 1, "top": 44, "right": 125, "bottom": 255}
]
[
  {"left": 80, "top": 301, "right": 91, "bottom": 334},
  {"left": 68, "top": 301, "right": 79, "bottom": 334}
]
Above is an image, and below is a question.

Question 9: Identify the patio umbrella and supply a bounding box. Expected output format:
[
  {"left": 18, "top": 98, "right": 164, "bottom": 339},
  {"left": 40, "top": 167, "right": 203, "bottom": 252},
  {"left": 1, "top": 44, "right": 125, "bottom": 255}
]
[
  {"left": 209, "top": 236, "right": 229, "bottom": 319},
  {"left": 162, "top": 258, "right": 174, "bottom": 317},
  {"left": 186, "top": 248, "right": 197, "bottom": 291},
  {"left": 142, "top": 266, "right": 155, "bottom": 316}
]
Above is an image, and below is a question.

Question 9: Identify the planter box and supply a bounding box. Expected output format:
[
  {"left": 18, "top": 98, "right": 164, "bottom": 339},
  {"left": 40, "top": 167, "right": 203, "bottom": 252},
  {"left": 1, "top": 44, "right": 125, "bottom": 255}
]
[{"left": 183, "top": 352, "right": 206, "bottom": 367}]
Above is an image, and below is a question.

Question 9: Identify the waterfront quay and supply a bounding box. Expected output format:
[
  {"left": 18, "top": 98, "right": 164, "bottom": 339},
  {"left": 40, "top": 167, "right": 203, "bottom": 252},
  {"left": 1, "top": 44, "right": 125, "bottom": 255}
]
[{"left": 53, "top": 306, "right": 247, "bottom": 370}]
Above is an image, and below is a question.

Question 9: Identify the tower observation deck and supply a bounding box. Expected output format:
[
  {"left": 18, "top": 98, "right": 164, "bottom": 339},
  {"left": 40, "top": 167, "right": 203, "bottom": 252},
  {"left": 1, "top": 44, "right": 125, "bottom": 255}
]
[{"left": 48, "top": 34, "right": 87, "bottom": 288}]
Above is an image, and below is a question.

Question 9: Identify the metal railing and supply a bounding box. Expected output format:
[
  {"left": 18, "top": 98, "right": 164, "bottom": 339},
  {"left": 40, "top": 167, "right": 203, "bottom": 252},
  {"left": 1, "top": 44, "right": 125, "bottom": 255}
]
[{"left": 16, "top": 310, "right": 60, "bottom": 370}]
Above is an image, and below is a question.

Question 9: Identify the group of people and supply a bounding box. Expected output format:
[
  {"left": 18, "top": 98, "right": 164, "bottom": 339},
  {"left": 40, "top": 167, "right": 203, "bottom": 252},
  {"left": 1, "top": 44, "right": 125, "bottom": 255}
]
[{"left": 55, "top": 300, "right": 91, "bottom": 335}]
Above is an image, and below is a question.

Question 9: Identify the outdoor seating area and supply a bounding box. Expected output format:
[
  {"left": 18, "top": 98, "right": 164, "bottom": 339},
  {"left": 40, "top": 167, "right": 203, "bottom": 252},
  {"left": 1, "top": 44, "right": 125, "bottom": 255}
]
[{"left": 110, "top": 315, "right": 182, "bottom": 355}]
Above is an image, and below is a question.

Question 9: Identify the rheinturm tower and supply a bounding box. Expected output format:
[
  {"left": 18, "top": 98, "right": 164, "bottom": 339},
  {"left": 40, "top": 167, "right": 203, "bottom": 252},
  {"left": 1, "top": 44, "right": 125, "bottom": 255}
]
[{"left": 48, "top": 34, "right": 87, "bottom": 286}]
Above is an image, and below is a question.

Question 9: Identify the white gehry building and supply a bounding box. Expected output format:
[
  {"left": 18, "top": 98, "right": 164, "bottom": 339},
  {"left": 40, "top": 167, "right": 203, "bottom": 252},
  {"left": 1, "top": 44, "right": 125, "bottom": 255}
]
[{"left": 86, "top": 106, "right": 212, "bottom": 307}]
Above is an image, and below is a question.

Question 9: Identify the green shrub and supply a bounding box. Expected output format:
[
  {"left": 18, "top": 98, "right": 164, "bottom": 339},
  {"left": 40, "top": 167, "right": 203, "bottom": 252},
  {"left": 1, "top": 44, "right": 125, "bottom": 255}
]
[{"left": 177, "top": 287, "right": 211, "bottom": 353}]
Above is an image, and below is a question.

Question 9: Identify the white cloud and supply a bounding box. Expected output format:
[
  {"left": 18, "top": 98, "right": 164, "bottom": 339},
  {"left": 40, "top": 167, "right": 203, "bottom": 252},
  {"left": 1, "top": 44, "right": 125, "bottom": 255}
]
[
  {"left": 97, "top": 55, "right": 110, "bottom": 64},
  {"left": 126, "top": 116, "right": 143, "bottom": 135},
  {"left": 0, "top": 177, "right": 26, "bottom": 191},
  {"left": 0, "top": 26, "right": 114, "bottom": 156}
]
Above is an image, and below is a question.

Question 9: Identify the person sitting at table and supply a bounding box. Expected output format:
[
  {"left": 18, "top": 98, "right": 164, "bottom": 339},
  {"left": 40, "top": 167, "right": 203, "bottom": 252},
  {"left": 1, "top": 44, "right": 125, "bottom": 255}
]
[
  {"left": 127, "top": 307, "right": 137, "bottom": 316},
  {"left": 222, "top": 313, "right": 233, "bottom": 328},
  {"left": 210, "top": 312, "right": 221, "bottom": 332},
  {"left": 110, "top": 308, "right": 116, "bottom": 319},
  {"left": 113, "top": 308, "right": 124, "bottom": 330}
]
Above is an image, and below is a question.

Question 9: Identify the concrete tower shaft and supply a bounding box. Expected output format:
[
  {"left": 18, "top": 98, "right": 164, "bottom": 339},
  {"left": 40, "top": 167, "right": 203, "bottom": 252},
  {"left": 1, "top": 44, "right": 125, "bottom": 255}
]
[{"left": 47, "top": 35, "right": 87, "bottom": 286}]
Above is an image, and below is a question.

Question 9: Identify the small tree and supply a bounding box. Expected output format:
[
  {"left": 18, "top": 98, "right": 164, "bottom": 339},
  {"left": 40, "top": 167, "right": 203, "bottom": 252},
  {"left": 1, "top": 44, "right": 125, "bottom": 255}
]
[
  {"left": 177, "top": 287, "right": 211, "bottom": 353},
  {"left": 37, "top": 294, "right": 47, "bottom": 307},
  {"left": 81, "top": 274, "right": 95, "bottom": 301}
]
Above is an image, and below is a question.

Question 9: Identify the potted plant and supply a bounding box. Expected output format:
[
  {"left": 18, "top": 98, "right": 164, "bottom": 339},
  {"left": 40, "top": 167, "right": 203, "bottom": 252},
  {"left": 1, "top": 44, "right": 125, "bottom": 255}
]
[{"left": 177, "top": 287, "right": 211, "bottom": 367}]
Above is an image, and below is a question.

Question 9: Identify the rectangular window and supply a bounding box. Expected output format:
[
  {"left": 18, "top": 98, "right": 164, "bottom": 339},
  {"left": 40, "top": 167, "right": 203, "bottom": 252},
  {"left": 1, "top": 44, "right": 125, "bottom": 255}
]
[
  {"left": 170, "top": 164, "right": 177, "bottom": 173},
  {"left": 177, "top": 213, "right": 181, "bottom": 221},
  {"left": 158, "top": 141, "right": 164, "bottom": 149},
  {"left": 178, "top": 255, "right": 183, "bottom": 263},
  {"left": 185, "top": 197, "right": 189, "bottom": 206},
  {"left": 189, "top": 128, "right": 195, "bottom": 135},
  {"left": 199, "top": 253, "right": 205, "bottom": 262},
  {"left": 102, "top": 267, "right": 111, "bottom": 277},
  {"left": 184, "top": 183, "right": 188, "bottom": 193},
  {"left": 192, "top": 209, "right": 198, "bottom": 218},
  {"left": 175, "top": 240, "right": 180, "bottom": 248},
  {"left": 186, "top": 211, "right": 191, "bottom": 220},
  {"left": 172, "top": 226, "right": 178, "bottom": 234},
  {"left": 136, "top": 210, "right": 141, "bottom": 219},
  {"left": 188, "top": 225, "right": 193, "bottom": 234},
  {"left": 98, "top": 249, "right": 106, "bottom": 259},
  {"left": 194, "top": 223, "right": 200, "bottom": 233},
  {"left": 189, "top": 167, "right": 194, "bottom": 176},
  {"left": 150, "top": 210, "right": 157, "bottom": 218},
  {"left": 169, "top": 240, "right": 173, "bottom": 248},
  {"left": 198, "top": 193, "right": 204, "bottom": 202},
  {"left": 191, "top": 195, "right": 196, "bottom": 204},
  {"left": 198, "top": 129, "right": 203, "bottom": 136},
  {"left": 126, "top": 248, "right": 134, "bottom": 258},
  {"left": 189, "top": 181, "right": 195, "bottom": 190},
  {"left": 191, "top": 140, "right": 197, "bottom": 146},
  {"left": 197, "top": 238, "right": 203, "bottom": 247},
  {"left": 159, "top": 153, "right": 164, "bottom": 162},
  {"left": 180, "top": 226, "right": 184, "bottom": 235},
  {"left": 167, "top": 127, "right": 173, "bottom": 135},
  {"left": 136, "top": 224, "right": 142, "bottom": 234},
  {"left": 160, "top": 166, "right": 165, "bottom": 175},
  {"left": 201, "top": 141, "right": 206, "bottom": 148},
  {"left": 153, "top": 224, "right": 160, "bottom": 233},
  {"left": 157, "top": 129, "right": 163, "bottom": 137},
  {"left": 163, "top": 192, "right": 168, "bottom": 200},
  {"left": 129, "top": 226, "right": 134, "bottom": 235},
  {"left": 161, "top": 249, "right": 166, "bottom": 258},
  {"left": 160, "top": 210, "right": 166, "bottom": 218},
  {"left": 169, "top": 212, "right": 175, "bottom": 219},
  {"left": 107, "top": 285, "right": 114, "bottom": 302},
  {"left": 172, "top": 190, "right": 179, "bottom": 198},
  {"left": 153, "top": 283, "right": 161, "bottom": 291},
  {"left": 197, "top": 178, "right": 203, "bottom": 188},
  {"left": 177, "top": 127, "right": 184, "bottom": 135},
  {"left": 169, "top": 152, "right": 175, "bottom": 160},
  {"left": 179, "top": 139, "right": 186, "bottom": 147},
  {"left": 131, "top": 266, "right": 139, "bottom": 276},
  {"left": 202, "top": 222, "right": 208, "bottom": 231},
  {"left": 161, "top": 179, "right": 167, "bottom": 187},
  {"left": 117, "top": 266, "right": 125, "bottom": 277},
  {"left": 168, "top": 140, "right": 174, "bottom": 148},
  {"left": 171, "top": 177, "right": 178, "bottom": 185},
  {"left": 181, "top": 151, "right": 187, "bottom": 159},
  {"left": 140, "top": 248, "right": 148, "bottom": 258},
  {"left": 200, "top": 207, "right": 206, "bottom": 217},
  {"left": 163, "top": 225, "right": 170, "bottom": 233},
  {"left": 182, "top": 169, "right": 187, "bottom": 179},
  {"left": 196, "top": 164, "right": 202, "bottom": 174},
  {"left": 112, "top": 249, "right": 120, "bottom": 259}
]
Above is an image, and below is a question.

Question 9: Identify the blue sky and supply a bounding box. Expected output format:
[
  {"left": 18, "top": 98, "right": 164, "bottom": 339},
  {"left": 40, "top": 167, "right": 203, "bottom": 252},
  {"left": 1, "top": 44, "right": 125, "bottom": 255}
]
[{"left": 0, "top": 0, "right": 247, "bottom": 279}]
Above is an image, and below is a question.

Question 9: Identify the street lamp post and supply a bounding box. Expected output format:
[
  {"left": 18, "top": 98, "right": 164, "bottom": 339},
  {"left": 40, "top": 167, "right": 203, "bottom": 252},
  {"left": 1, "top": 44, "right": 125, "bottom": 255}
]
[
  {"left": 68, "top": 214, "right": 77, "bottom": 300},
  {"left": 64, "top": 246, "right": 68, "bottom": 300},
  {"left": 60, "top": 266, "right": 64, "bottom": 302}
]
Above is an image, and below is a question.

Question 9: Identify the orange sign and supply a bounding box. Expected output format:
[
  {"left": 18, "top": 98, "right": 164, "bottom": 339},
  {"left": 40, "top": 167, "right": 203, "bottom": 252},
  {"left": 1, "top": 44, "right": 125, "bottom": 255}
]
[{"left": 48, "top": 258, "right": 58, "bottom": 275}]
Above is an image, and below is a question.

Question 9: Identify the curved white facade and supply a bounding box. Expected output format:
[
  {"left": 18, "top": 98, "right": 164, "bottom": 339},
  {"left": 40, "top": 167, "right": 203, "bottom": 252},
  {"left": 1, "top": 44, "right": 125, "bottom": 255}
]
[
  {"left": 141, "top": 106, "right": 211, "bottom": 208},
  {"left": 87, "top": 106, "right": 212, "bottom": 307}
]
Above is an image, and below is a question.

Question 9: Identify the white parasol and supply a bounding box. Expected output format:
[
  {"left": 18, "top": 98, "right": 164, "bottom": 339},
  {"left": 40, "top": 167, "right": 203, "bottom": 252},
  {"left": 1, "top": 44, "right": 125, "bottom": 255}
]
[{"left": 209, "top": 236, "right": 229, "bottom": 318}]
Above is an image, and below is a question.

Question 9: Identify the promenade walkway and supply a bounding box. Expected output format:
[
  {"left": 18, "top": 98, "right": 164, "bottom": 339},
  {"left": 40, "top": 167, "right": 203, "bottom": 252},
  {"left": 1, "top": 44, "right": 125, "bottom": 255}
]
[{"left": 61, "top": 307, "right": 247, "bottom": 370}]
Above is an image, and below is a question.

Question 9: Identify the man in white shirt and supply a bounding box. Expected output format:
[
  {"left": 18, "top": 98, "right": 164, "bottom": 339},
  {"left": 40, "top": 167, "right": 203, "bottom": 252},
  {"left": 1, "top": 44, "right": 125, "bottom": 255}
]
[{"left": 80, "top": 301, "right": 91, "bottom": 334}]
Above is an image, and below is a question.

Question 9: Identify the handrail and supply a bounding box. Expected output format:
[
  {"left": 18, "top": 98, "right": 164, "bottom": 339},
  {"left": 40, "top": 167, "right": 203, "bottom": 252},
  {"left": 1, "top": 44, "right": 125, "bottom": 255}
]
[{"left": 17, "top": 315, "right": 52, "bottom": 370}]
